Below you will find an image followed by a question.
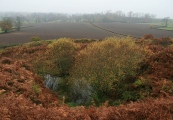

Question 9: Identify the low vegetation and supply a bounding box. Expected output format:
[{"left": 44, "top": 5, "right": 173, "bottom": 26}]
[
  {"left": 30, "top": 36, "right": 42, "bottom": 42},
  {"left": 0, "top": 36, "right": 173, "bottom": 119}
]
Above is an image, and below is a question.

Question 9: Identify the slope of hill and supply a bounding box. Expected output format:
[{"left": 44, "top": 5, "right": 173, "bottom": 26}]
[{"left": 0, "top": 36, "right": 173, "bottom": 119}]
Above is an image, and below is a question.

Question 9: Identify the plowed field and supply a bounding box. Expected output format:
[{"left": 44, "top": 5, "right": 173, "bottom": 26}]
[
  {"left": 0, "top": 22, "right": 172, "bottom": 46},
  {"left": 94, "top": 22, "right": 173, "bottom": 38}
]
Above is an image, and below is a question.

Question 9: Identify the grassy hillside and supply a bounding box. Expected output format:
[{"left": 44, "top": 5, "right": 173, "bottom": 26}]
[{"left": 0, "top": 35, "right": 173, "bottom": 119}]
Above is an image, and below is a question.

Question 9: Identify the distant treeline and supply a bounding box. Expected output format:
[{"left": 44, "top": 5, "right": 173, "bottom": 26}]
[{"left": 0, "top": 11, "right": 163, "bottom": 23}]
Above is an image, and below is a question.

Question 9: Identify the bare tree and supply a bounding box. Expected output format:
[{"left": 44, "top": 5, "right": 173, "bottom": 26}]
[
  {"left": 162, "top": 17, "right": 170, "bottom": 27},
  {"left": 15, "top": 16, "right": 22, "bottom": 31},
  {"left": 127, "top": 11, "right": 133, "bottom": 18},
  {"left": 144, "top": 13, "right": 151, "bottom": 22}
]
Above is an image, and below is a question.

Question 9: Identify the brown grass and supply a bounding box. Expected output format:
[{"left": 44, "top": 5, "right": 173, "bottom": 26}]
[{"left": 0, "top": 37, "right": 173, "bottom": 119}]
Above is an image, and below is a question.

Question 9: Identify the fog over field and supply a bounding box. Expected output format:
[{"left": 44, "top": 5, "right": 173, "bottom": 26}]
[
  {"left": 0, "top": 0, "right": 173, "bottom": 18},
  {"left": 0, "top": 0, "right": 173, "bottom": 46}
]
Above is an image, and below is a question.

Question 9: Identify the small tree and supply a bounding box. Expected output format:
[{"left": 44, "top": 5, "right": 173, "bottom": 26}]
[
  {"left": 70, "top": 37, "right": 148, "bottom": 100},
  {"left": 48, "top": 38, "right": 79, "bottom": 76},
  {"left": 162, "top": 17, "right": 170, "bottom": 27},
  {"left": 0, "top": 17, "right": 13, "bottom": 33},
  {"left": 15, "top": 16, "right": 22, "bottom": 31}
]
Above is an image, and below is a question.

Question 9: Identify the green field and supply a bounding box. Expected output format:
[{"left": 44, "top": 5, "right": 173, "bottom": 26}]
[
  {"left": 158, "top": 27, "right": 173, "bottom": 31},
  {"left": 151, "top": 21, "right": 173, "bottom": 31},
  {"left": 159, "top": 22, "right": 173, "bottom": 30}
]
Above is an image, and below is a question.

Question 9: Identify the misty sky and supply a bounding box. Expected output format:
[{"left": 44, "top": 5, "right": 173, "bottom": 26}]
[{"left": 0, "top": 0, "right": 172, "bottom": 18}]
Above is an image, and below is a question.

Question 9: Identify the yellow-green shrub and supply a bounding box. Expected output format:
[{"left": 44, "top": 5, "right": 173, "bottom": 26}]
[
  {"left": 30, "top": 36, "right": 42, "bottom": 42},
  {"left": 48, "top": 38, "right": 79, "bottom": 76},
  {"left": 70, "top": 37, "right": 148, "bottom": 97}
]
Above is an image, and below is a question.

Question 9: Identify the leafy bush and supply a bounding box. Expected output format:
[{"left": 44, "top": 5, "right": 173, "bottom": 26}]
[
  {"left": 70, "top": 37, "right": 148, "bottom": 102},
  {"left": 48, "top": 38, "right": 79, "bottom": 76},
  {"left": 34, "top": 38, "right": 79, "bottom": 76},
  {"left": 30, "top": 36, "right": 42, "bottom": 42}
]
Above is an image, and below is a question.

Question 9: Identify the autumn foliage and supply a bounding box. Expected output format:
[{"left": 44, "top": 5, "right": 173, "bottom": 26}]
[
  {"left": 48, "top": 38, "right": 79, "bottom": 76},
  {"left": 0, "top": 36, "right": 173, "bottom": 119},
  {"left": 70, "top": 37, "right": 149, "bottom": 105}
]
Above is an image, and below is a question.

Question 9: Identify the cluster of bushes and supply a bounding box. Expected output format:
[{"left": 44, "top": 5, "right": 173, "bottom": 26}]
[{"left": 32, "top": 37, "right": 152, "bottom": 106}]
